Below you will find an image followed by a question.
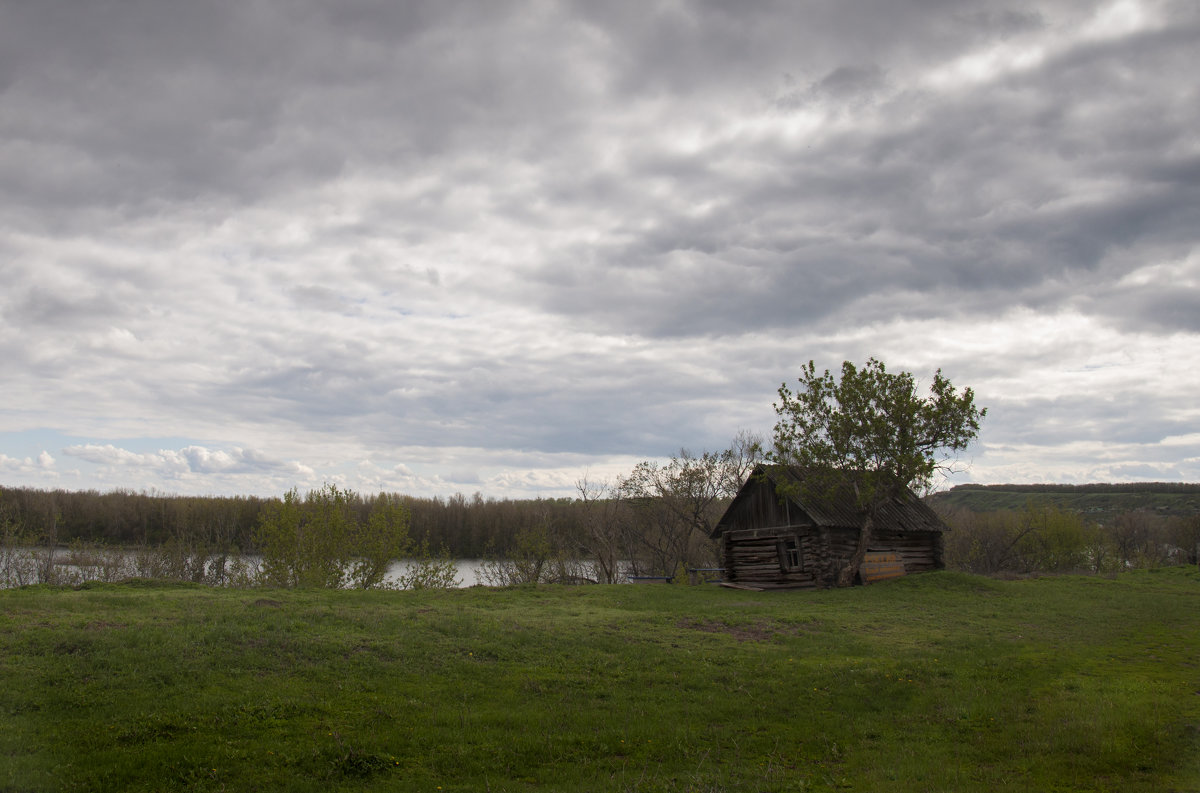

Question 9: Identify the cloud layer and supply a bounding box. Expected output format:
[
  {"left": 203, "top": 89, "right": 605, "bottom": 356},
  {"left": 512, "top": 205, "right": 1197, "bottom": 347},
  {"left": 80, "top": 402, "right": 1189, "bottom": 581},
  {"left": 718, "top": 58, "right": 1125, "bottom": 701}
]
[{"left": 2, "top": 0, "right": 1198, "bottom": 496}]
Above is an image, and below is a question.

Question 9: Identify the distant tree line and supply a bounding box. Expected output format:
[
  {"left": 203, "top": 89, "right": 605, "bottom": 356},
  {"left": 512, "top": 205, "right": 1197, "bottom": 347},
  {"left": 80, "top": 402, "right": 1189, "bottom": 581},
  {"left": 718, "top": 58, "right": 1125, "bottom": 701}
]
[
  {"left": 938, "top": 501, "right": 1200, "bottom": 574},
  {"left": 0, "top": 486, "right": 269, "bottom": 550},
  {"left": 946, "top": 482, "right": 1200, "bottom": 495},
  {"left": 0, "top": 432, "right": 762, "bottom": 588},
  {"left": 5, "top": 447, "right": 1197, "bottom": 587},
  {"left": 0, "top": 485, "right": 589, "bottom": 558}
]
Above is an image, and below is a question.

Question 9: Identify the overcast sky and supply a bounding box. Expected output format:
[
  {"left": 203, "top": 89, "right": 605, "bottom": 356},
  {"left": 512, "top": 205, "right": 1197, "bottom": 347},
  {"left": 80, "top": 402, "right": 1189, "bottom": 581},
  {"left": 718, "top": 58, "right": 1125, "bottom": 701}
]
[{"left": 2, "top": 0, "right": 1198, "bottom": 499}]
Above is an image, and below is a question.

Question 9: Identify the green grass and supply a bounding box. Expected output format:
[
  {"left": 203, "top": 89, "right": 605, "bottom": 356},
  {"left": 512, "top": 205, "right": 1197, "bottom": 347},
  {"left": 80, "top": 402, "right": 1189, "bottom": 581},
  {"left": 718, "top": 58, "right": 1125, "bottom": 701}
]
[{"left": 2, "top": 570, "right": 1199, "bottom": 792}]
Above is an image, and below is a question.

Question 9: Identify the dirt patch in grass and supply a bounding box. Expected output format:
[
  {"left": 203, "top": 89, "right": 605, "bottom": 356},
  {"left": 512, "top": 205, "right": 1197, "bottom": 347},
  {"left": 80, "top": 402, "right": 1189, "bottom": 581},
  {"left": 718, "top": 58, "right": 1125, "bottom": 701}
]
[{"left": 677, "top": 617, "right": 788, "bottom": 642}]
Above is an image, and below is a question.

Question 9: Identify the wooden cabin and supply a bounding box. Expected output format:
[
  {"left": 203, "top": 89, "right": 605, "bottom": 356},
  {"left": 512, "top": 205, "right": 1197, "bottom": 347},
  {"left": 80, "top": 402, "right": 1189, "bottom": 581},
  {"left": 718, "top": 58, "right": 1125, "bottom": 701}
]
[{"left": 712, "top": 465, "right": 947, "bottom": 590}]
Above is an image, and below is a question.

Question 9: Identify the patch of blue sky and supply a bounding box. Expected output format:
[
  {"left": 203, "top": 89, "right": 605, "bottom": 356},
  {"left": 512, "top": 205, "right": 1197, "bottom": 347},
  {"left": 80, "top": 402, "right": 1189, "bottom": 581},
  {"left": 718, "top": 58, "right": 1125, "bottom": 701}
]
[{"left": 0, "top": 429, "right": 214, "bottom": 458}]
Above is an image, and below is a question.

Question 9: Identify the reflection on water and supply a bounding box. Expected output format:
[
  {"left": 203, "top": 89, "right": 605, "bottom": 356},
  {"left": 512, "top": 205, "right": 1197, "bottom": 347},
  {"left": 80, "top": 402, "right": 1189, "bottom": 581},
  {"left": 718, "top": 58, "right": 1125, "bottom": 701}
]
[{"left": 0, "top": 546, "right": 490, "bottom": 589}]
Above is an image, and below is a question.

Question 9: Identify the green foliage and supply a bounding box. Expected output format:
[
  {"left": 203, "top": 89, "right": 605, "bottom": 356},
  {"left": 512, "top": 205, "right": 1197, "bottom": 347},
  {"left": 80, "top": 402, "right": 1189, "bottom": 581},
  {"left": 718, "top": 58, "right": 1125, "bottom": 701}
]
[
  {"left": 254, "top": 486, "right": 419, "bottom": 589},
  {"left": 941, "top": 500, "right": 1198, "bottom": 574},
  {"left": 348, "top": 493, "right": 412, "bottom": 589},
  {"left": 2, "top": 570, "right": 1198, "bottom": 791},
  {"left": 391, "top": 542, "right": 461, "bottom": 590},
  {"left": 255, "top": 485, "right": 351, "bottom": 588},
  {"left": 769, "top": 359, "right": 984, "bottom": 585},
  {"left": 1013, "top": 502, "right": 1099, "bottom": 573},
  {"left": 770, "top": 358, "right": 985, "bottom": 504},
  {"left": 942, "top": 502, "right": 1100, "bottom": 575}
]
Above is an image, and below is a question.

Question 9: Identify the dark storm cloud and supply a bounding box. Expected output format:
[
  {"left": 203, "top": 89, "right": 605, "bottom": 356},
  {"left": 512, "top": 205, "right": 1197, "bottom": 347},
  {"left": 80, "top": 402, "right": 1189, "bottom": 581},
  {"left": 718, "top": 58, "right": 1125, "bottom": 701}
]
[
  {"left": 1115, "top": 288, "right": 1200, "bottom": 333},
  {"left": 0, "top": 1, "right": 541, "bottom": 225},
  {"left": 772, "top": 65, "right": 889, "bottom": 111},
  {"left": 2, "top": 0, "right": 1198, "bottom": 495},
  {"left": 516, "top": 6, "right": 1200, "bottom": 338},
  {"left": 6, "top": 285, "right": 125, "bottom": 330}
]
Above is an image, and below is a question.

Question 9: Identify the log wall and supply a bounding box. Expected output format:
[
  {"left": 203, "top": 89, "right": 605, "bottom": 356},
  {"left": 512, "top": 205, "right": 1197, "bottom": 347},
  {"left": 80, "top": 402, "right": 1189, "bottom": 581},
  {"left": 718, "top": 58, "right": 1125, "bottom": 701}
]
[
  {"left": 722, "top": 526, "right": 943, "bottom": 588},
  {"left": 869, "top": 529, "right": 943, "bottom": 573},
  {"left": 723, "top": 527, "right": 818, "bottom": 589},
  {"left": 817, "top": 527, "right": 859, "bottom": 587}
]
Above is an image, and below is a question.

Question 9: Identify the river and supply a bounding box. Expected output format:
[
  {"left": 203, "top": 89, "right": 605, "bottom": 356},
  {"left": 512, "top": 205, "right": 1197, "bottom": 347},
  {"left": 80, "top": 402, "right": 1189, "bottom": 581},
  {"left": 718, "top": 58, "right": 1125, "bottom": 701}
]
[{"left": 0, "top": 546, "right": 494, "bottom": 589}]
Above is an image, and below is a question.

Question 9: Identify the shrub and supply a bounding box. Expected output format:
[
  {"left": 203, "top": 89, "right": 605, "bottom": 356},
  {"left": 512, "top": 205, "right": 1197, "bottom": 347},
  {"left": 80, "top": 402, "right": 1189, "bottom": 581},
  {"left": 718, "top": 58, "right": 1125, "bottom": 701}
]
[{"left": 253, "top": 485, "right": 417, "bottom": 589}]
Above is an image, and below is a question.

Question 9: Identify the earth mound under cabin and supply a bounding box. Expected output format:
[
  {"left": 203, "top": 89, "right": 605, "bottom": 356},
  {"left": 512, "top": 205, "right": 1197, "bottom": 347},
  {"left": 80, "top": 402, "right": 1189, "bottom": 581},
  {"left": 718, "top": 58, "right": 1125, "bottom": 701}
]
[{"left": 712, "top": 465, "right": 948, "bottom": 590}]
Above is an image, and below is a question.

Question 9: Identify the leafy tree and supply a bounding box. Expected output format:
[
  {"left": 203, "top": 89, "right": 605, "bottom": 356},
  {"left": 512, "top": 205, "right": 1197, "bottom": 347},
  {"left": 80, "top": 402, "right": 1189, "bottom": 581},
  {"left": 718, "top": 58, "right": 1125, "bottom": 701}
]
[
  {"left": 254, "top": 485, "right": 418, "bottom": 589},
  {"left": 348, "top": 493, "right": 413, "bottom": 589},
  {"left": 1013, "top": 502, "right": 1098, "bottom": 573},
  {"left": 255, "top": 485, "right": 352, "bottom": 588},
  {"left": 768, "top": 358, "right": 985, "bottom": 585}
]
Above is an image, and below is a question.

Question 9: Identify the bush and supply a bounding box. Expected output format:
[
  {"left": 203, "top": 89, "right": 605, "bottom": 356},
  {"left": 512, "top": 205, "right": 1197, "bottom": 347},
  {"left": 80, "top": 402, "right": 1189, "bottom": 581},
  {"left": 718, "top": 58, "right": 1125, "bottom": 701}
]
[{"left": 253, "top": 485, "right": 416, "bottom": 589}]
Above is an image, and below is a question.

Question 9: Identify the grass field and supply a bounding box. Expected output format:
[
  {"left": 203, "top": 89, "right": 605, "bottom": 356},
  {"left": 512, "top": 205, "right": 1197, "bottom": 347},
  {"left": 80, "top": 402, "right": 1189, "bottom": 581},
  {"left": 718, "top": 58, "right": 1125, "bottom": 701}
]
[{"left": 2, "top": 569, "right": 1198, "bottom": 792}]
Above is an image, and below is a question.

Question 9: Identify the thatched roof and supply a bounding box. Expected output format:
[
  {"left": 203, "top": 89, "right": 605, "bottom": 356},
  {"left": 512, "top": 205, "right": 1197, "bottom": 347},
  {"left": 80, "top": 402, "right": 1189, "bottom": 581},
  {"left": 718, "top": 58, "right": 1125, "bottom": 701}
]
[{"left": 713, "top": 464, "right": 948, "bottom": 537}]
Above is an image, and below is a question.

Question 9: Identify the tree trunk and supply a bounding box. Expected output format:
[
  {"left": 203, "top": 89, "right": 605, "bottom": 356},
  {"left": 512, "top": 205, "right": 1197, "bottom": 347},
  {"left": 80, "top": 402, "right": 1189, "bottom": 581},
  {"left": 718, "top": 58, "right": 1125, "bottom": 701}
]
[{"left": 837, "top": 512, "right": 875, "bottom": 587}]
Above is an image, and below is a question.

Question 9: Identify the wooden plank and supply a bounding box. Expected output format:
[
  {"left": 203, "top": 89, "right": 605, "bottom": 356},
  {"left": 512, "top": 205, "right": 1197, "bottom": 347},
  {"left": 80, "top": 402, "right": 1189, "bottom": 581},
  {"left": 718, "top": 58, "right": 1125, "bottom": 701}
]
[
  {"left": 859, "top": 551, "right": 906, "bottom": 584},
  {"left": 727, "top": 526, "right": 810, "bottom": 542},
  {"left": 718, "top": 581, "right": 765, "bottom": 591}
]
